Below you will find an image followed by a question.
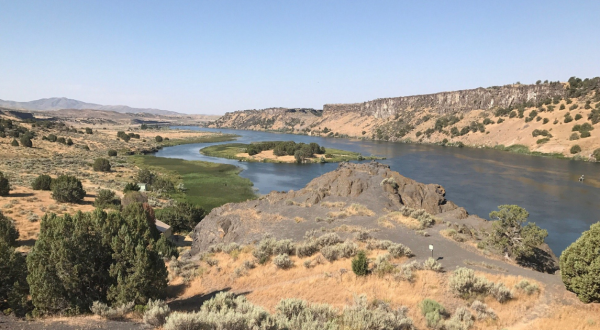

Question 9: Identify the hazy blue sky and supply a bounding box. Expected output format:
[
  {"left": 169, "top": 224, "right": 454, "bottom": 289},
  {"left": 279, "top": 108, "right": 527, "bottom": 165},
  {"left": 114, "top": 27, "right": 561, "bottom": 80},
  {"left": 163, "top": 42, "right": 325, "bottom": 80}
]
[{"left": 1, "top": 1, "right": 599, "bottom": 114}]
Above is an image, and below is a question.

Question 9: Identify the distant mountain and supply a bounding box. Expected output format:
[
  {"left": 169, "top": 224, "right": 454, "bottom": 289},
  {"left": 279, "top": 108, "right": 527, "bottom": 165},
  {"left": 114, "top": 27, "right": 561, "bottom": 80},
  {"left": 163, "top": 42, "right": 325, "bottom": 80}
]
[{"left": 0, "top": 97, "right": 181, "bottom": 116}]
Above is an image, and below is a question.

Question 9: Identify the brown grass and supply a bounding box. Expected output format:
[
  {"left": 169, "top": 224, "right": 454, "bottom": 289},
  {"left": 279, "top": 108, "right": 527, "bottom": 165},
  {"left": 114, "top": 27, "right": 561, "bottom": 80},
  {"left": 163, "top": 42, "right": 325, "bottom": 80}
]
[
  {"left": 516, "top": 303, "right": 600, "bottom": 330},
  {"left": 169, "top": 250, "right": 547, "bottom": 330}
]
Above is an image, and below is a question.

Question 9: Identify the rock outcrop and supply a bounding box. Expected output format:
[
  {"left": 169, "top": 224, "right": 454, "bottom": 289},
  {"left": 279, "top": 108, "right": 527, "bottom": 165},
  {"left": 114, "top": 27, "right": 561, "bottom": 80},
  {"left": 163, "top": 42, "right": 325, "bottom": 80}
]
[
  {"left": 323, "top": 83, "right": 566, "bottom": 119},
  {"left": 188, "top": 162, "right": 465, "bottom": 255}
]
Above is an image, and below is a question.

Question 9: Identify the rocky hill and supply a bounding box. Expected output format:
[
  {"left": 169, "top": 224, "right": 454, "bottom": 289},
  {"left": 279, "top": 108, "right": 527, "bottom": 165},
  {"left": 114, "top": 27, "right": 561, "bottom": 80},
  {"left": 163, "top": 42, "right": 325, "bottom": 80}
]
[{"left": 209, "top": 77, "right": 600, "bottom": 159}]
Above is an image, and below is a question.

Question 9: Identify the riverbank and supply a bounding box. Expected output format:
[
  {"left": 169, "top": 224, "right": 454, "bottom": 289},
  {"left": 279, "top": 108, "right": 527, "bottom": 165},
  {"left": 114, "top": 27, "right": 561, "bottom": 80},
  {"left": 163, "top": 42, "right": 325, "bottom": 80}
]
[
  {"left": 129, "top": 155, "right": 256, "bottom": 211},
  {"left": 200, "top": 142, "right": 382, "bottom": 163}
]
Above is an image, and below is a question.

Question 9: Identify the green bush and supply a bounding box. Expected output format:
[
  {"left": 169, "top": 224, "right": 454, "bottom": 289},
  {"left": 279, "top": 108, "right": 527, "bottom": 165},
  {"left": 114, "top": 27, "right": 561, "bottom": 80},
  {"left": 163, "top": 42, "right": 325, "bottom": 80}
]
[
  {"left": 27, "top": 206, "right": 167, "bottom": 315},
  {"left": 420, "top": 299, "right": 446, "bottom": 328},
  {"left": 560, "top": 104, "right": 566, "bottom": 110},
  {"left": 560, "top": 222, "right": 600, "bottom": 303},
  {"left": 66, "top": 138, "right": 73, "bottom": 146},
  {"left": 108, "top": 149, "right": 117, "bottom": 157},
  {"left": 0, "top": 211, "right": 19, "bottom": 246},
  {"left": 575, "top": 114, "right": 582, "bottom": 120},
  {"left": 137, "top": 169, "right": 155, "bottom": 185},
  {"left": 143, "top": 299, "right": 170, "bottom": 327},
  {"left": 94, "top": 189, "right": 120, "bottom": 209},
  {"left": 0, "top": 172, "right": 10, "bottom": 196},
  {"left": 273, "top": 254, "right": 293, "bottom": 269},
  {"left": 32, "top": 174, "right": 53, "bottom": 190},
  {"left": 581, "top": 131, "right": 591, "bottom": 138},
  {"left": 85, "top": 128, "right": 93, "bottom": 134},
  {"left": 20, "top": 136, "right": 32, "bottom": 148},
  {"left": 543, "top": 118, "right": 549, "bottom": 124},
  {"left": 155, "top": 135, "right": 163, "bottom": 142},
  {"left": 47, "top": 134, "right": 57, "bottom": 142},
  {"left": 57, "top": 137, "right": 66, "bottom": 144},
  {"left": 123, "top": 182, "right": 141, "bottom": 193},
  {"left": 569, "top": 133, "right": 580, "bottom": 140},
  {"left": 497, "top": 118, "right": 504, "bottom": 124},
  {"left": 0, "top": 234, "right": 30, "bottom": 316},
  {"left": 121, "top": 191, "right": 148, "bottom": 207},
  {"left": 155, "top": 202, "right": 205, "bottom": 233},
  {"left": 11, "top": 139, "right": 19, "bottom": 147},
  {"left": 51, "top": 175, "right": 86, "bottom": 203},
  {"left": 593, "top": 148, "right": 600, "bottom": 161},
  {"left": 351, "top": 250, "right": 369, "bottom": 276},
  {"left": 93, "top": 158, "right": 111, "bottom": 172},
  {"left": 570, "top": 145, "right": 582, "bottom": 154}
]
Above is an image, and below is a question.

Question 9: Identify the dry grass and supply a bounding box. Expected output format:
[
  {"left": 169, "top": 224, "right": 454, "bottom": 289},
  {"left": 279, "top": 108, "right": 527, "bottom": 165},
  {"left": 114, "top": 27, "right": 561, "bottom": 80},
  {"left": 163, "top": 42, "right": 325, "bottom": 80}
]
[
  {"left": 169, "top": 249, "right": 548, "bottom": 330},
  {"left": 384, "top": 211, "right": 422, "bottom": 229},
  {"left": 320, "top": 201, "right": 346, "bottom": 208},
  {"left": 516, "top": 304, "right": 600, "bottom": 330}
]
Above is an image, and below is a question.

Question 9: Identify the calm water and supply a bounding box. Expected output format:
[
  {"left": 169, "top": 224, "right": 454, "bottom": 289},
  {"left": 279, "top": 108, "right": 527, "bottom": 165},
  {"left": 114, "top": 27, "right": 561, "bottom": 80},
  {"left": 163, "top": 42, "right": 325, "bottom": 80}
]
[{"left": 155, "top": 126, "right": 600, "bottom": 255}]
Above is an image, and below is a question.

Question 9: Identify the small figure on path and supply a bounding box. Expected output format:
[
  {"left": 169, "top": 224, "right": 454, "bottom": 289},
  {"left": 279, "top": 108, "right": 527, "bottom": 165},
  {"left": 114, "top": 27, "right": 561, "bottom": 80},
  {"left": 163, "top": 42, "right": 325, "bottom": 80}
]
[{"left": 579, "top": 175, "right": 585, "bottom": 182}]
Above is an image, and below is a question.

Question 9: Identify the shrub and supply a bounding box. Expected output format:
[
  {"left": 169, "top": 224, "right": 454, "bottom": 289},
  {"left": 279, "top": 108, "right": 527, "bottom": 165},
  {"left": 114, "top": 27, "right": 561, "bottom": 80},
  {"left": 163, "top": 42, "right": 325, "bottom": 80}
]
[
  {"left": 515, "top": 280, "right": 540, "bottom": 295},
  {"left": 560, "top": 222, "right": 600, "bottom": 303},
  {"left": 66, "top": 138, "right": 73, "bottom": 146},
  {"left": 593, "top": 148, "right": 600, "bottom": 161},
  {"left": 85, "top": 128, "right": 93, "bottom": 134},
  {"left": 448, "top": 267, "right": 491, "bottom": 299},
  {"left": 11, "top": 139, "right": 18, "bottom": 147},
  {"left": 560, "top": 104, "right": 566, "bottom": 110},
  {"left": 315, "top": 233, "right": 342, "bottom": 247},
  {"left": 121, "top": 191, "right": 148, "bottom": 207},
  {"left": 19, "top": 136, "right": 32, "bottom": 148},
  {"left": 93, "top": 158, "right": 111, "bottom": 172},
  {"left": 137, "top": 169, "right": 155, "bottom": 185},
  {"left": 51, "top": 175, "right": 86, "bottom": 203},
  {"left": 31, "top": 174, "right": 53, "bottom": 190},
  {"left": 155, "top": 135, "right": 163, "bottom": 142},
  {"left": 543, "top": 118, "right": 549, "bottom": 124},
  {"left": 564, "top": 114, "right": 573, "bottom": 123},
  {"left": 151, "top": 176, "right": 175, "bottom": 193},
  {"left": 273, "top": 254, "right": 293, "bottom": 269},
  {"left": 57, "top": 137, "right": 66, "bottom": 144},
  {"left": 91, "top": 301, "right": 134, "bottom": 320},
  {"left": 143, "top": 299, "right": 170, "bottom": 326},
  {"left": 295, "top": 240, "right": 318, "bottom": 258},
  {"left": 569, "top": 132, "right": 580, "bottom": 140},
  {"left": 489, "top": 283, "right": 513, "bottom": 303},
  {"left": 581, "top": 131, "right": 591, "bottom": 138},
  {"left": 575, "top": 114, "right": 582, "bottom": 120},
  {"left": 123, "top": 182, "right": 140, "bottom": 193},
  {"left": 388, "top": 243, "right": 412, "bottom": 258},
  {"left": 320, "top": 245, "right": 340, "bottom": 262},
  {"left": 108, "top": 149, "right": 117, "bottom": 157},
  {"left": 570, "top": 145, "right": 582, "bottom": 154},
  {"left": 0, "top": 211, "right": 19, "bottom": 246},
  {"left": 94, "top": 189, "right": 120, "bottom": 209},
  {"left": 423, "top": 258, "right": 442, "bottom": 272},
  {"left": 497, "top": 118, "right": 504, "bottom": 124},
  {"left": 420, "top": 299, "right": 446, "bottom": 328},
  {"left": 351, "top": 250, "right": 369, "bottom": 276},
  {"left": 0, "top": 172, "right": 11, "bottom": 196},
  {"left": 471, "top": 300, "right": 496, "bottom": 320}
]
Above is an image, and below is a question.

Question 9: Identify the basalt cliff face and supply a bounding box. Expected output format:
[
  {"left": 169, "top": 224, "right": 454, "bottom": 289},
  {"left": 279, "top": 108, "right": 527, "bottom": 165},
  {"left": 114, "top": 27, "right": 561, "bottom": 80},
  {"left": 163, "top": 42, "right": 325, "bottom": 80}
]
[
  {"left": 323, "top": 83, "right": 566, "bottom": 119},
  {"left": 209, "top": 80, "right": 600, "bottom": 159}
]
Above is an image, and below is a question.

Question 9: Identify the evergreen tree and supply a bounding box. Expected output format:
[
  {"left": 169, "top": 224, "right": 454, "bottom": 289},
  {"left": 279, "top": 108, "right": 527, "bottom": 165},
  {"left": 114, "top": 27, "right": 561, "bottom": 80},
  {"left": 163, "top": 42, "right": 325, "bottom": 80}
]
[
  {"left": 352, "top": 250, "right": 369, "bottom": 276},
  {"left": 0, "top": 240, "right": 30, "bottom": 315},
  {"left": 0, "top": 211, "right": 19, "bottom": 246},
  {"left": 560, "top": 222, "right": 600, "bottom": 303},
  {"left": 11, "top": 139, "right": 19, "bottom": 146},
  {"left": 0, "top": 171, "right": 10, "bottom": 196},
  {"left": 20, "top": 136, "right": 32, "bottom": 148},
  {"left": 31, "top": 174, "right": 53, "bottom": 191},
  {"left": 51, "top": 175, "right": 86, "bottom": 203}
]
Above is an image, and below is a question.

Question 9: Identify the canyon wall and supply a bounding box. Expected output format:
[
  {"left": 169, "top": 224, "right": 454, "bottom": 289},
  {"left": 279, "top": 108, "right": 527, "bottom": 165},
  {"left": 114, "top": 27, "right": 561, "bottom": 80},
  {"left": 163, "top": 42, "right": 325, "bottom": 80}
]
[{"left": 323, "top": 83, "right": 566, "bottom": 118}]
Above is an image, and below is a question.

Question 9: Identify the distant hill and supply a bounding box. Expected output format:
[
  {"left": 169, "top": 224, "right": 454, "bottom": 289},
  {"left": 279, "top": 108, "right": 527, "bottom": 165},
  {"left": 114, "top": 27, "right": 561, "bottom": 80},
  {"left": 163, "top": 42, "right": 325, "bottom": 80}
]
[{"left": 0, "top": 97, "right": 181, "bottom": 116}]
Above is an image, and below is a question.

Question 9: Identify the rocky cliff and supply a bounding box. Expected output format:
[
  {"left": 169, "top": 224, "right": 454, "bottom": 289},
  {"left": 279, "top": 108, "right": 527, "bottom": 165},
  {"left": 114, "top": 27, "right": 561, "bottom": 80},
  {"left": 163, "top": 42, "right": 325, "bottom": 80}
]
[{"left": 323, "top": 83, "right": 566, "bottom": 119}]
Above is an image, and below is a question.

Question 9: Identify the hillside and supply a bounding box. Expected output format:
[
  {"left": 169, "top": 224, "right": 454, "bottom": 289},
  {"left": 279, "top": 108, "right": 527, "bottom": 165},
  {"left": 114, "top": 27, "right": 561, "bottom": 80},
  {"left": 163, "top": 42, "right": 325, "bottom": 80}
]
[
  {"left": 209, "top": 77, "right": 600, "bottom": 160},
  {"left": 0, "top": 97, "right": 180, "bottom": 116}
]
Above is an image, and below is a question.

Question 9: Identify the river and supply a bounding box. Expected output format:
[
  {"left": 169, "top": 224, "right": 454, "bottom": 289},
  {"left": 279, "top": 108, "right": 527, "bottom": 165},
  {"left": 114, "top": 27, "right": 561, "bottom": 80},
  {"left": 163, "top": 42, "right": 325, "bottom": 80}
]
[{"left": 155, "top": 127, "right": 600, "bottom": 255}]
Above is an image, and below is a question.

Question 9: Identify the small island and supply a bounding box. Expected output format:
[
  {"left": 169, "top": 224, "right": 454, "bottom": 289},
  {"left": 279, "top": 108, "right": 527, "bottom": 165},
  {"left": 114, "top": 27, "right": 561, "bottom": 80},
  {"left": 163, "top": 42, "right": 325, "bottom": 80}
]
[{"left": 200, "top": 141, "right": 381, "bottom": 163}]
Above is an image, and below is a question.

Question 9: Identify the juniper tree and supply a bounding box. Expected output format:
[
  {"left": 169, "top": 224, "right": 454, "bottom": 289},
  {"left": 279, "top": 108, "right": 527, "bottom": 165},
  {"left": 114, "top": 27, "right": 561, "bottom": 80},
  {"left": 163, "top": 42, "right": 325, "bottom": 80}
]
[
  {"left": 485, "top": 205, "right": 547, "bottom": 260},
  {"left": 560, "top": 222, "right": 600, "bottom": 303},
  {"left": 0, "top": 171, "right": 10, "bottom": 196},
  {"left": 0, "top": 211, "right": 19, "bottom": 246},
  {"left": 51, "top": 175, "right": 86, "bottom": 203},
  {"left": 0, "top": 239, "right": 29, "bottom": 315}
]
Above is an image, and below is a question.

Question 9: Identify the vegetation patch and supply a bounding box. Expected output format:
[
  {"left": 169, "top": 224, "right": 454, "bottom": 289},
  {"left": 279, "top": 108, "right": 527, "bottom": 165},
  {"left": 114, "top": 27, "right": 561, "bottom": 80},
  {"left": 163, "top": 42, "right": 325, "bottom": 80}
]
[{"left": 130, "top": 155, "right": 255, "bottom": 211}]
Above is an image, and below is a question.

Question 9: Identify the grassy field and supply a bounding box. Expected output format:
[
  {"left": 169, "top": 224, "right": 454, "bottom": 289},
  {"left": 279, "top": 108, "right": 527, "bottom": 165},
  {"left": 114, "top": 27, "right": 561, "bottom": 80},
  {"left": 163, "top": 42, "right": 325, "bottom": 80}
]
[
  {"left": 130, "top": 155, "right": 256, "bottom": 211},
  {"left": 200, "top": 142, "right": 381, "bottom": 163},
  {"left": 158, "top": 133, "right": 239, "bottom": 147}
]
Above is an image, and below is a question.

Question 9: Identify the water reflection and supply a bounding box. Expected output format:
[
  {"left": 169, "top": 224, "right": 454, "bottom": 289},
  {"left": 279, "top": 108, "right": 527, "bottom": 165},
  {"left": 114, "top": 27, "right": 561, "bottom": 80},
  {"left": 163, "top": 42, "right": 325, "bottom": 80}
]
[{"left": 155, "top": 127, "right": 600, "bottom": 254}]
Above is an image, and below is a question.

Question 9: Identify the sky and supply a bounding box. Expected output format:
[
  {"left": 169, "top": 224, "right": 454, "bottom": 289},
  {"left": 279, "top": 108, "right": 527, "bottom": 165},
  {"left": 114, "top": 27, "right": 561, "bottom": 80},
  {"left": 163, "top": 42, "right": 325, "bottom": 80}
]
[{"left": 1, "top": 1, "right": 599, "bottom": 115}]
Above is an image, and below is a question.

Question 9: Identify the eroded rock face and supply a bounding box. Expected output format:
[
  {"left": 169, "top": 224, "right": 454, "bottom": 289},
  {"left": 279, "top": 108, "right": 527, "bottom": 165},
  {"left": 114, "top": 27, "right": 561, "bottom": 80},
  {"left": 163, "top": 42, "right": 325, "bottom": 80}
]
[
  {"left": 323, "top": 83, "right": 566, "bottom": 118},
  {"left": 188, "top": 162, "right": 466, "bottom": 255}
]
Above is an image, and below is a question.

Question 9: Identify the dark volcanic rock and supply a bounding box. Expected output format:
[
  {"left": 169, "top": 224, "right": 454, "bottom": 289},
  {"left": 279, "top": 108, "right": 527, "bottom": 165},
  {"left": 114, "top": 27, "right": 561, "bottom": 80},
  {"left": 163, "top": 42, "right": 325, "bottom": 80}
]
[{"left": 188, "top": 161, "right": 465, "bottom": 255}]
